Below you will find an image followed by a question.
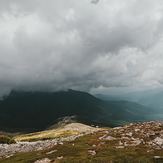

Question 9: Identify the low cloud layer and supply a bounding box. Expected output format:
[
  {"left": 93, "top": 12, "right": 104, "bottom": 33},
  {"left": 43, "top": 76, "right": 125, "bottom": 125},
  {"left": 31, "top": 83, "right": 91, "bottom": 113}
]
[{"left": 0, "top": 0, "right": 163, "bottom": 95}]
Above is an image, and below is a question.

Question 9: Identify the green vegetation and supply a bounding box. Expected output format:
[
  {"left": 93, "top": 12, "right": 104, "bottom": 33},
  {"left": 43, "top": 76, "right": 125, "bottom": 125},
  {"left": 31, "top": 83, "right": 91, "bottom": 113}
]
[
  {"left": 15, "top": 129, "right": 79, "bottom": 142},
  {"left": 14, "top": 123, "right": 99, "bottom": 142},
  {"left": 0, "top": 135, "right": 15, "bottom": 144},
  {"left": 1, "top": 131, "right": 163, "bottom": 163}
]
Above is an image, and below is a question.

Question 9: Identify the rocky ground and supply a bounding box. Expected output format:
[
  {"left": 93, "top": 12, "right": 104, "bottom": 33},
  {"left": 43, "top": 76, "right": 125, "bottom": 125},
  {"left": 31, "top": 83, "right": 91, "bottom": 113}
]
[
  {"left": 0, "top": 123, "right": 101, "bottom": 159},
  {"left": 0, "top": 121, "right": 163, "bottom": 163},
  {"left": 99, "top": 121, "right": 163, "bottom": 150}
]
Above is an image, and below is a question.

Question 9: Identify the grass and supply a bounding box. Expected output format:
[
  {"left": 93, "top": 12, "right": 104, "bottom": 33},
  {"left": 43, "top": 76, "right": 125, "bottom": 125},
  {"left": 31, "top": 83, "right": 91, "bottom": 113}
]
[
  {"left": 14, "top": 123, "right": 100, "bottom": 142},
  {"left": 14, "top": 128, "right": 79, "bottom": 142},
  {"left": 1, "top": 131, "right": 163, "bottom": 163},
  {"left": 0, "top": 135, "right": 15, "bottom": 144}
]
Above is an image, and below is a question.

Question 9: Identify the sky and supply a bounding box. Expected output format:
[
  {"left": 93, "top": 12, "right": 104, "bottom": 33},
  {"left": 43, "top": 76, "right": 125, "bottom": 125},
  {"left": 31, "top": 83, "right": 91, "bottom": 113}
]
[{"left": 0, "top": 0, "right": 163, "bottom": 95}]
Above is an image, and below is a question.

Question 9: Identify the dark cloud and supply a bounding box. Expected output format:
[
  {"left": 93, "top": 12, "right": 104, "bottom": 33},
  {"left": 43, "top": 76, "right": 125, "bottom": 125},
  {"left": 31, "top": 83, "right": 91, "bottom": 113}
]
[
  {"left": 0, "top": 0, "right": 163, "bottom": 95},
  {"left": 91, "top": 0, "right": 100, "bottom": 4}
]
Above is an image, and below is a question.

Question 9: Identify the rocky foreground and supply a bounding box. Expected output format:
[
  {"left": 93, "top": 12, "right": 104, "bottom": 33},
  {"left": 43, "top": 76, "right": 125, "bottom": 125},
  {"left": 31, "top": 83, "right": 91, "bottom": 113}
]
[
  {"left": 100, "top": 121, "right": 163, "bottom": 150},
  {"left": 0, "top": 123, "right": 101, "bottom": 159},
  {"left": 0, "top": 121, "right": 163, "bottom": 163}
]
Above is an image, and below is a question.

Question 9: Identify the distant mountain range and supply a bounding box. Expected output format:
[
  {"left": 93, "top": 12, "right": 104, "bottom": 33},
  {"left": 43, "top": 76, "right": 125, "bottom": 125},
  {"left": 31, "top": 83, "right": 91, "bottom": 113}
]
[
  {"left": 0, "top": 90, "right": 153, "bottom": 132},
  {"left": 96, "top": 89, "right": 163, "bottom": 113}
]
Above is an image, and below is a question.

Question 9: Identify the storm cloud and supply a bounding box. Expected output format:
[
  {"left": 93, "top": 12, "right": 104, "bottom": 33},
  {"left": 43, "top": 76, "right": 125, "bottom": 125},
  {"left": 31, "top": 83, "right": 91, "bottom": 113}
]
[{"left": 0, "top": 0, "right": 163, "bottom": 95}]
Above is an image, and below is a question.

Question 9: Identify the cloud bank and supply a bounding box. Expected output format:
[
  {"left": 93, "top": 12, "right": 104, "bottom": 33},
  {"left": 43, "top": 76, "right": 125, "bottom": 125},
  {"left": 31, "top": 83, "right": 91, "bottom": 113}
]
[{"left": 0, "top": 0, "right": 163, "bottom": 95}]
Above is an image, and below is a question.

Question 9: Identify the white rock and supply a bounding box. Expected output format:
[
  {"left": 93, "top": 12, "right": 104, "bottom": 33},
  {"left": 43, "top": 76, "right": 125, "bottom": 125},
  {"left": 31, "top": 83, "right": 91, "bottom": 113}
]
[
  {"left": 116, "top": 146, "right": 124, "bottom": 149},
  {"left": 113, "top": 127, "right": 122, "bottom": 130},
  {"left": 46, "top": 150, "right": 57, "bottom": 155},
  {"left": 57, "top": 156, "right": 63, "bottom": 160},
  {"left": 88, "top": 150, "right": 96, "bottom": 156},
  {"left": 153, "top": 137, "right": 163, "bottom": 146},
  {"left": 34, "top": 158, "right": 51, "bottom": 163},
  {"left": 5, "top": 154, "right": 14, "bottom": 158},
  {"left": 131, "top": 139, "right": 141, "bottom": 146},
  {"left": 58, "top": 142, "right": 63, "bottom": 145},
  {"left": 135, "top": 129, "right": 140, "bottom": 132},
  {"left": 103, "top": 136, "right": 116, "bottom": 141},
  {"left": 119, "top": 141, "right": 123, "bottom": 146},
  {"left": 154, "top": 156, "right": 161, "bottom": 159},
  {"left": 126, "top": 132, "right": 132, "bottom": 137}
]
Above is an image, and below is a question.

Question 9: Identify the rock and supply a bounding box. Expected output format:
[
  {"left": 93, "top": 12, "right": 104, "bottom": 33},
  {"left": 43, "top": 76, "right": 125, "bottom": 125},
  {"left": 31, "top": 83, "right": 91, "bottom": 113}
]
[
  {"left": 46, "top": 150, "right": 57, "bottom": 155},
  {"left": 154, "top": 156, "right": 162, "bottom": 159},
  {"left": 119, "top": 141, "right": 123, "bottom": 146},
  {"left": 113, "top": 127, "right": 122, "bottom": 130},
  {"left": 135, "top": 129, "right": 140, "bottom": 132},
  {"left": 116, "top": 146, "right": 124, "bottom": 149},
  {"left": 105, "top": 136, "right": 116, "bottom": 140},
  {"left": 126, "top": 132, "right": 132, "bottom": 137},
  {"left": 92, "top": 144, "right": 96, "bottom": 147},
  {"left": 130, "top": 139, "right": 141, "bottom": 146},
  {"left": 5, "top": 154, "right": 14, "bottom": 158},
  {"left": 121, "top": 137, "right": 130, "bottom": 140},
  {"left": 104, "top": 131, "right": 109, "bottom": 134},
  {"left": 99, "top": 134, "right": 107, "bottom": 140},
  {"left": 153, "top": 137, "right": 163, "bottom": 147},
  {"left": 99, "top": 142, "right": 105, "bottom": 145},
  {"left": 58, "top": 142, "right": 63, "bottom": 145},
  {"left": 57, "top": 156, "right": 63, "bottom": 160},
  {"left": 88, "top": 150, "right": 96, "bottom": 156},
  {"left": 34, "top": 158, "right": 51, "bottom": 163},
  {"left": 100, "top": 135, "right": 116, "bottom": 141}
]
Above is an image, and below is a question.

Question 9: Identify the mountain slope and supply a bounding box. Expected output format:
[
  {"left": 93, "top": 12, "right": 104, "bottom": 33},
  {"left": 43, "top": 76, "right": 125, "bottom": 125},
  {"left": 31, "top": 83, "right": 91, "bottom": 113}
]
[
  {"left": 0, "top": 90, "right": 151, "bottom": 132},
  {"left": 0, "top": 90, "right": 102, "bottom": 131}
]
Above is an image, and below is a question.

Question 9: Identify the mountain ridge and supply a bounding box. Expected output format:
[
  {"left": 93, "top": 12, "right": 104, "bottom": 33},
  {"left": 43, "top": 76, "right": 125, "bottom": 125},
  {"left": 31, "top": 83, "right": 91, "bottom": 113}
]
[{"left": 0, "top": 89, "right": 152, "bottom": 132}]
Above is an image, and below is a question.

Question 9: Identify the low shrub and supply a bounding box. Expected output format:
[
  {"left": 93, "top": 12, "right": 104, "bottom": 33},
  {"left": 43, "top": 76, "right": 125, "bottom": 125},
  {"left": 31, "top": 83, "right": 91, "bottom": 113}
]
[{"left": 0, "top": 135, "right": 16, "bottom": 144}]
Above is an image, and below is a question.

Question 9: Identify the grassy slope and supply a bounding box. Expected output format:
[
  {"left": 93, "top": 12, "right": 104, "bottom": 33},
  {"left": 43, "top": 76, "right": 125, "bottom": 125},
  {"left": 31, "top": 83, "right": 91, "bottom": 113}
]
[
  {"left": 1, "top": 131, "right": 163, "bottom": 163},
  {"left": 14, "top": 123, "right": 100, "bottom": 142},
  {"left": 14, "top": 129, "right": 79, "bottom": 142}
]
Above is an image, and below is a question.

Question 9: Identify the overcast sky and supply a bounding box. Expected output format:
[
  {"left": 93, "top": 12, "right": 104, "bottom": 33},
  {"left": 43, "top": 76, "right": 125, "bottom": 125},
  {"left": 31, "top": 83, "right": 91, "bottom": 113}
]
[{"left": 0, "top": 0, "right": 163, "bottom": 95}]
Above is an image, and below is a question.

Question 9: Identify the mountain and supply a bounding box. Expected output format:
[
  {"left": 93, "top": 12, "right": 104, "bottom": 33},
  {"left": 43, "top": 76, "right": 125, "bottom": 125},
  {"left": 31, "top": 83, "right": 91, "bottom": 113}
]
[
  {"left": 0, "top": 90, "right": 152, "bottom": 132},
  {"left": 96, "top": 89, "right": 163, "bottom": 110},
  {"left": 138, "top": 91, "right": 163, "bottom": 111},
  {"left": 96, "top": 89, "right": 163, "bottom": 120}
]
